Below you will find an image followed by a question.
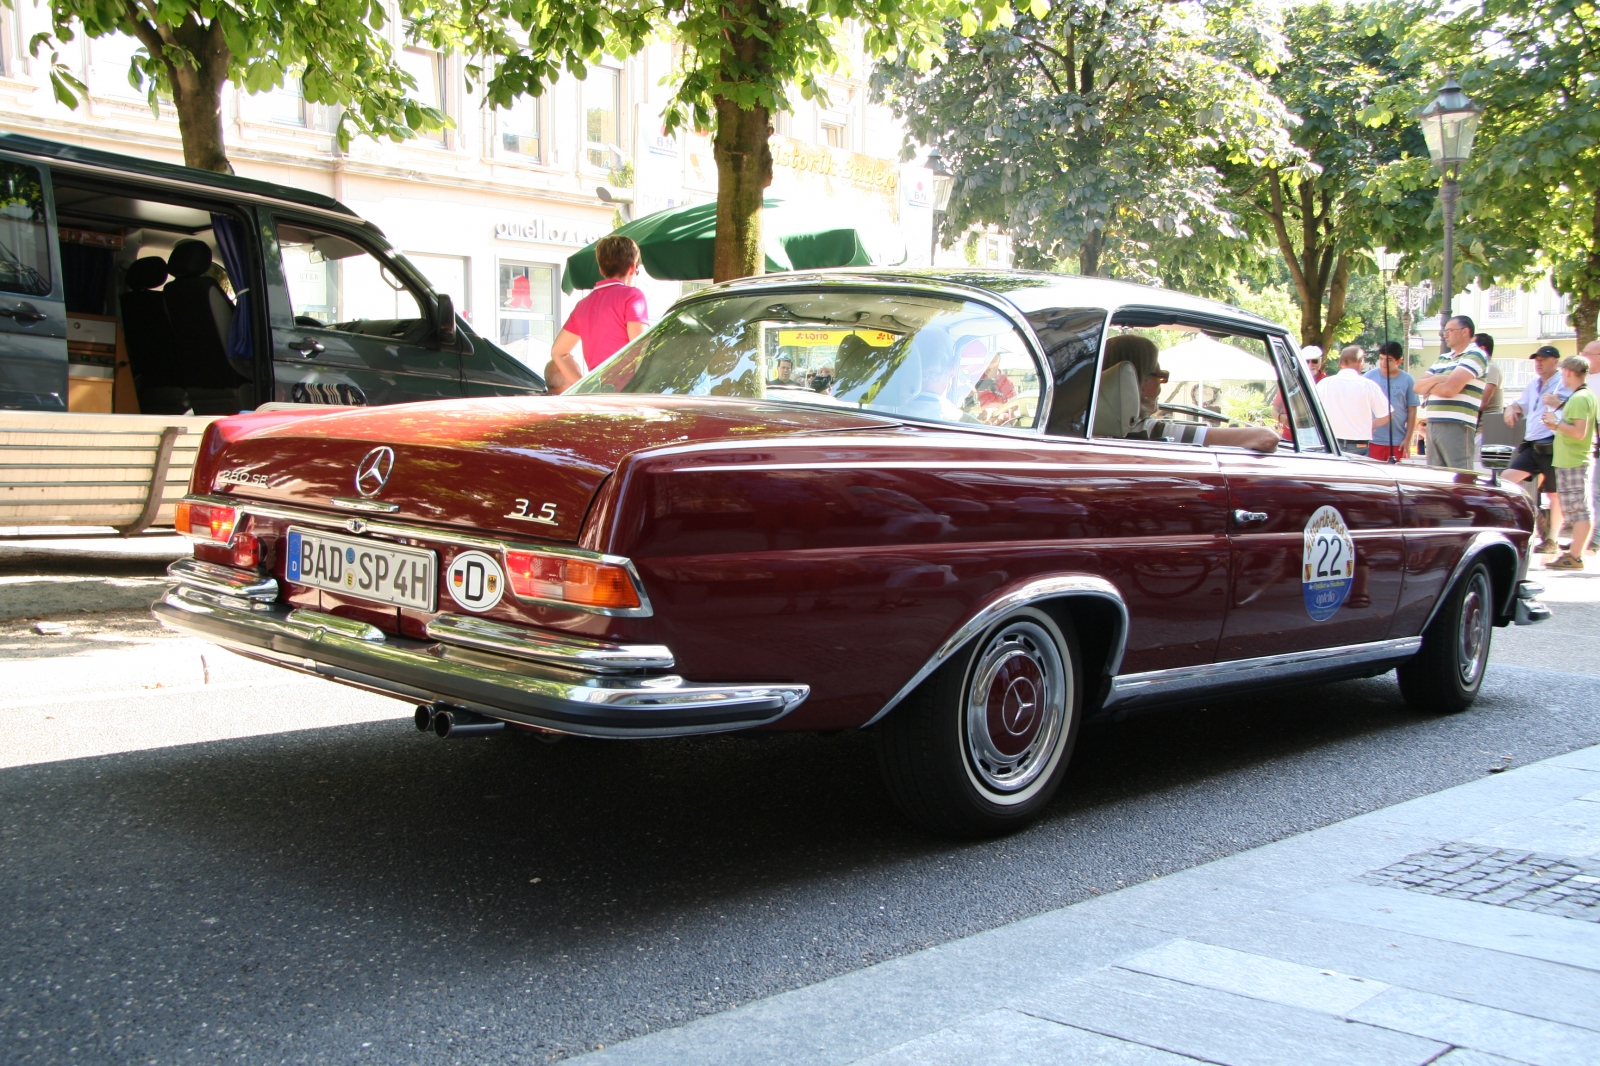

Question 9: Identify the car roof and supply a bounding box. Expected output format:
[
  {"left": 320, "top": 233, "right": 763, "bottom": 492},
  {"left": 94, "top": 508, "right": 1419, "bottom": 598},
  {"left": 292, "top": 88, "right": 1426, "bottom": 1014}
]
[
  {"left": 699, "top": 267, "right": 1285, "bottom": 335},
  {"left": 0, "top": 132, "right": 362, "bottom": 221}
]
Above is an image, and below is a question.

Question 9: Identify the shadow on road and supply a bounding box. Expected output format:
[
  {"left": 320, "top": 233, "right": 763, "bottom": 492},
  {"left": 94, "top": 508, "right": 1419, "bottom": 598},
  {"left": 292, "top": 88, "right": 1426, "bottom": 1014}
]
[{"left": 2, "top": 667, "right": 1595, "bottom": 1062}]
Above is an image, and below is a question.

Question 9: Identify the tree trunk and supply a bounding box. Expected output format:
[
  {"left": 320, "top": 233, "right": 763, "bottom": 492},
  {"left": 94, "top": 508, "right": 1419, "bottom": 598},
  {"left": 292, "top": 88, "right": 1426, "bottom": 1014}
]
[
  {"left": 1316, "top": 254, "right": 1351, "bottom": 351},
  {"left": 711, "top": 95, "right": 772, "bottom": 282},
  {"left": 1078, "top": 227, "right": 1103, "bottom": 276},
  {"left": 126, "top": 12, "right": 233, "bottom": 173},
  {"left": 1577, "top": 190, "right": 1600, "bottom": 349}
]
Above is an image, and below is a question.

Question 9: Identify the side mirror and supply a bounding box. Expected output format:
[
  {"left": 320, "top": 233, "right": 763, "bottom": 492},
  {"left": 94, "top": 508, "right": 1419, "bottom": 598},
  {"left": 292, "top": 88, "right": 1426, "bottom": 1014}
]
[{"left": 434, "top": 294, "right": 458, "bottom": 348}]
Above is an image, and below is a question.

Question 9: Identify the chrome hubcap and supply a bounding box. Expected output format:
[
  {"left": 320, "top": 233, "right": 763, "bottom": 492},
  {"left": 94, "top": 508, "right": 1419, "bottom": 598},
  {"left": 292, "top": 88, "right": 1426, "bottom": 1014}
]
[
  {"left": 964, "top": 619, "right": 1067, "bottom": 796},
  {"left": 1458, "top": 573, "right": 1491, "bottom": 686}
]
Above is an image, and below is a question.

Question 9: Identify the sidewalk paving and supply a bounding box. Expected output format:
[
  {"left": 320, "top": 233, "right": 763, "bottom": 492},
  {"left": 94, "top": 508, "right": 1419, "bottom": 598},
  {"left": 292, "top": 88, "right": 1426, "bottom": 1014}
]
[{"left": 574, "top": 743, "right": 1600, "bottom": 1066}]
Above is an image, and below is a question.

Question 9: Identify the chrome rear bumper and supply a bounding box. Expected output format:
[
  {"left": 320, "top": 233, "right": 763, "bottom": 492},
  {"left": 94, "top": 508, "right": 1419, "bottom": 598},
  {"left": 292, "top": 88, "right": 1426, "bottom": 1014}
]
[{"left": 153, "top": 561, "right": 808, "bottom": 738}]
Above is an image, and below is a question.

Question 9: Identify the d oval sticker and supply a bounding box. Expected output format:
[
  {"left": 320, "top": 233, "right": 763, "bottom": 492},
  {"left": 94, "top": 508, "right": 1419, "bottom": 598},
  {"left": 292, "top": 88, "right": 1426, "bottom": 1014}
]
[
  {"left": 446, "top": 550, "right": 505, "bottom": 612},
  {"left": 1303, "top": 506, "right": 1356, "bottom": 621}
]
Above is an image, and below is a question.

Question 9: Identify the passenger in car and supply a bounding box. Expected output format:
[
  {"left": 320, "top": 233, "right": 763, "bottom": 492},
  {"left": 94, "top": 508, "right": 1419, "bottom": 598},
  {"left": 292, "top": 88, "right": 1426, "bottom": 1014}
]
[{"left": 1104, "top": 335, "right": 1280, "bottom": 452}]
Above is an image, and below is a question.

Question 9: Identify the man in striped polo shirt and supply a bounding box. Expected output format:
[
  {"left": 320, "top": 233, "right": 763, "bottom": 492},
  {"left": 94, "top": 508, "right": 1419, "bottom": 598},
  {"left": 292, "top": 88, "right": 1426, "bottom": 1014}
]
[{"left": 1415, "top": 315, "right": 1491, "bottom": 469}]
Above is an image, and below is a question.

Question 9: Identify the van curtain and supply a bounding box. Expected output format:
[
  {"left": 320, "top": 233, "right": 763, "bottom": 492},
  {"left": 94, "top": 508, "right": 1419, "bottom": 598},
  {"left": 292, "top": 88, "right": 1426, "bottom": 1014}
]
[{"left": 209, "top": 213, "right": 253, "bottom": 367}]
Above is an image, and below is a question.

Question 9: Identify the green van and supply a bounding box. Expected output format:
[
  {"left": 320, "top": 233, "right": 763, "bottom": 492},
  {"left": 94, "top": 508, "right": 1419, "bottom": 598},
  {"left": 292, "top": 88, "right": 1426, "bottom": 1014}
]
[{"left": 0, "top": 132, "right": 544, "bottom": 414}]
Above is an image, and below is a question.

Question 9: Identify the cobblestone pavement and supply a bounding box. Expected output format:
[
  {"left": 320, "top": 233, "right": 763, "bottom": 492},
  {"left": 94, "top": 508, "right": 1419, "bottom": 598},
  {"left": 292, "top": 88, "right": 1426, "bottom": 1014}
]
[{"left": 1362, "top": 842, "right": 1600, "bottom": 922}]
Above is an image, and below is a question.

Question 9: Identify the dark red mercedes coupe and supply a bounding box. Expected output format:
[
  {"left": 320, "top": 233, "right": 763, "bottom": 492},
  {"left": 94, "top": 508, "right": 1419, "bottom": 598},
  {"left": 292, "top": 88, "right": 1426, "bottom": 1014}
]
[{"left": 155, "top": 269, "right": 1549, "bottom": 836}]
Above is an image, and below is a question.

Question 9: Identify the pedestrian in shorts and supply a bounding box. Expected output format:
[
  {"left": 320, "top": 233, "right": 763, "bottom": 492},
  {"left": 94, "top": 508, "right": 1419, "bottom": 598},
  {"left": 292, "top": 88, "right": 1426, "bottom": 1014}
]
[
  {"left": 1502, "top": 344, "right": 1569, "bottom": 553},
  {"left": 1544, "top": 355, "right": 1596, "bottom": 571}
]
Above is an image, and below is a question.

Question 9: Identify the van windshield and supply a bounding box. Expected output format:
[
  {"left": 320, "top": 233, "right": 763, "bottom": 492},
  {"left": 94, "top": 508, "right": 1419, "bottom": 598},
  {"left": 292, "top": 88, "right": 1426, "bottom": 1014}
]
[{"left": 569, "top": 290, "right": 1045, "bottom": 429}]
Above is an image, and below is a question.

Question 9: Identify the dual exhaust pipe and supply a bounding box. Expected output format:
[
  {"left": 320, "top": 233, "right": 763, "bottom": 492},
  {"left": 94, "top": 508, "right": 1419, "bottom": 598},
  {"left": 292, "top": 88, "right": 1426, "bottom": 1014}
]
[{"left": 415, "top": 702, "right": 506, "bottom": 739}]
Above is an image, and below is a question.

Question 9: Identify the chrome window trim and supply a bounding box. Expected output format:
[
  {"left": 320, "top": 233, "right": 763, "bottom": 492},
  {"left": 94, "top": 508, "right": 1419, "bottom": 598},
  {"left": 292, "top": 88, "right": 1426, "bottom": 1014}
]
[
  {"left": 1102, "top": 636, "right": 1423, "bottom": 714},
  {"left": 186, "top": 493, "right": 653, "bottom": 617},
  {"left": 577, "top": 278, "right": 1056, "bottom": 436},
  {"left": 861, "top": 575, "right": 1128, "bottom": 729}
]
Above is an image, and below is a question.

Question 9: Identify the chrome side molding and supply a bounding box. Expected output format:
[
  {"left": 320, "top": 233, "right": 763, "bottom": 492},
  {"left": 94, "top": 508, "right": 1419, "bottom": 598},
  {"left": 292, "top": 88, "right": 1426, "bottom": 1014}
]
[
  {"left": 861, "top": 574, "right": 1129, "bottom": 728},
  {"left": 426, "top": 614, "right": 675, "bottom": 673},
  {"left": 1101, "top": 636, "right": 1423, "bottom": 715}
]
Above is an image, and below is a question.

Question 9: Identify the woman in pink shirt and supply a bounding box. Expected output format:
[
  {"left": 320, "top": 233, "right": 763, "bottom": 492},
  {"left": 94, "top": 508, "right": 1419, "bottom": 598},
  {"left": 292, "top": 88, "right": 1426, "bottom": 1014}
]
[{"left": 545, "top": 235, "right": 649, "bottom": 393}]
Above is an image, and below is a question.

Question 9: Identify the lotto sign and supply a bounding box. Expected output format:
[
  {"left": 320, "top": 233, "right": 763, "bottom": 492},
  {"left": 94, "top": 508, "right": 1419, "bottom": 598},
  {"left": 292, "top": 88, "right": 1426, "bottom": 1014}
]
[
  {"left": 1302, "top": 506, "right": 1356, "bottom": 621},
  {"left": 446, "top": 550, "right": 505, "bottom": 612}
]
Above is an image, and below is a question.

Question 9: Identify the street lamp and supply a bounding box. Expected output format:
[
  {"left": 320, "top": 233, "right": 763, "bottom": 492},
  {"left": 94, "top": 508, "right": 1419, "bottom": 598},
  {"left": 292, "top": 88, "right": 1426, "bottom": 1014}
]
[
  {"left": 926, "top": 147, "right": 954, "bottom": 266},
  {"left": 1416, "top": 76, "right": 1483, "bottom": 349},
  {"left": 1375, "top": 246, "right": 1402, "bottom": 343}
]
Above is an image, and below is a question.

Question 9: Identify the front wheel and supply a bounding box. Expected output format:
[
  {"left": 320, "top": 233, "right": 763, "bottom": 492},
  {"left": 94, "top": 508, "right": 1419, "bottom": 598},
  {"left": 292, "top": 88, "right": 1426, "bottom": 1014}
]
[
  {"left": 1397, "top": 562, "right": 1494, "bottom": 714},
  {"left": 874, "top": 607, "right": 1081, "bottom": 837}
]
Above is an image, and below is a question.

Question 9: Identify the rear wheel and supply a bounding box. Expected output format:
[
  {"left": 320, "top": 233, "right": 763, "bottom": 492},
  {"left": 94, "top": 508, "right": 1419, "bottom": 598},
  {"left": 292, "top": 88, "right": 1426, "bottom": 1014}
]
[
  {"left": 1397, "top": 562, "right": 1493, "bottom": 714},
  {"left": 874, "top": 607, "right": 1081, "bottom": 837}
]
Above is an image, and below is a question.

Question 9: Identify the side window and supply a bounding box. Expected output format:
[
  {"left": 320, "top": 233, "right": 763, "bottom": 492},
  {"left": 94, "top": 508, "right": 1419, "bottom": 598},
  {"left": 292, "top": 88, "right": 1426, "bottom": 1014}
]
[
  {"left": 1028, "top": 307, "right": 1106, "bottom": 437},
  {"left": 0, "top": 161, "right": 52, "bottom": 297},
  {"left": 1091, "top": 318, "right": 1284, "bottom": 447},
  {"left": 1270, "top": 336, "right": 1329, "bottom": 453},
  {"left": 276, "top": 222, "right": 423, "bottom": 329}
]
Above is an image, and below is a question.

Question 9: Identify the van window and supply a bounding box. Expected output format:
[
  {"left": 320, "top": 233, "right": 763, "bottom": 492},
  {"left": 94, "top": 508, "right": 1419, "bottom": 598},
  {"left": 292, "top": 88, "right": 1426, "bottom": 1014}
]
[
  {"left": 0, "top": 161, "right": 52, "bottom": 297},
  {"left": 277, "top": 223, "right": 422, "bottom": 328}
]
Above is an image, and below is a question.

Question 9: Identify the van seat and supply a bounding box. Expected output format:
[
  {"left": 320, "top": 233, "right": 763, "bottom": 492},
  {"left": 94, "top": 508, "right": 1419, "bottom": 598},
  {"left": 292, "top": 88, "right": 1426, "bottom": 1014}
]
[{"left": 121, "top": 256, "right": 188, "bottom": 415}]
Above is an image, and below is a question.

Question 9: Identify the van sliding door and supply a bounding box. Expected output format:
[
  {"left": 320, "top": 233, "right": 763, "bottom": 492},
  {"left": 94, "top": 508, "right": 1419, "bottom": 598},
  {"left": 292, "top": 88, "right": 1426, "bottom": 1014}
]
[{"left": 0, "top": 153, "right": 67, "bottom": 410}]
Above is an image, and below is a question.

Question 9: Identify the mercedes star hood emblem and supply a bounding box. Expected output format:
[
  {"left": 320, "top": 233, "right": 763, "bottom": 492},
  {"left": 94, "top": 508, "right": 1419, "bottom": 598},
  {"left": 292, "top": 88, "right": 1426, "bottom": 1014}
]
[{"left": 354, "top": 446, "right": 395, "bottom": 497}]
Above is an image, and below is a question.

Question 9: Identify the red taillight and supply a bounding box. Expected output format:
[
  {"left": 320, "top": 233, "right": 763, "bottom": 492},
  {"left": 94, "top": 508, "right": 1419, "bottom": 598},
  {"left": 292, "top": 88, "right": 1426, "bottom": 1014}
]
[
  {"left": 174, "top": 500, "right": 237, "bottom": 543},
  {"left": 504, "top": 550, "right": 641, "bottom": 611},
  {"left": 231, "top": 533, "right": 260, "bottom": 569}
]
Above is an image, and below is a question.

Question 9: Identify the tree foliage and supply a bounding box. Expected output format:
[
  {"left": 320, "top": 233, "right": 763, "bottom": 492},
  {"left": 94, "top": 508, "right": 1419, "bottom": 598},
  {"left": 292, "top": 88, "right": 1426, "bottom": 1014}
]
[
  {"left": 425, "top": 0, "right": 1012, "bottom": 281},
  {"left": 15, "top": 0, "right": 447, "bottom": 173},
  {"left": 1229, "top": 1, "right": 1434, "bottom": 349},
  {"left": 1376, "top": 0, "right": 1600, "bottom": 345},
  {"left": 873, "top": 0, "right": 1299, "bottom": 286}
]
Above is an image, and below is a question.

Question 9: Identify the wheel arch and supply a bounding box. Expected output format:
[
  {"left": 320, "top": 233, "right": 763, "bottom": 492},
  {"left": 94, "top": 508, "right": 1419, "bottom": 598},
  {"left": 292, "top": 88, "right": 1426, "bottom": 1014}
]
[
  {"left": 860, "top": 575, "right": 1128, "bottom": 729},
  {"left": 1422, "top": 532, "right": 1522, "bottom": 631}
]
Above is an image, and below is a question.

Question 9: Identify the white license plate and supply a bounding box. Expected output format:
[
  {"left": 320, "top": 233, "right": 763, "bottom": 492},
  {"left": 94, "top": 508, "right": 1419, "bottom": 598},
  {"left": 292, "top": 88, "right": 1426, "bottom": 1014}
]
[{"left": 285, "top": 527, "right": 437, "bottom": 611}]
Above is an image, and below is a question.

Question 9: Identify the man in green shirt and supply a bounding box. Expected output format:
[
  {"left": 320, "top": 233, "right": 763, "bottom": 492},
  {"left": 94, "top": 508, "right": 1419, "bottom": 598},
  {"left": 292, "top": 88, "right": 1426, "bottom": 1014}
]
[
  {"left": 1415, "top": 315, "right": 1491, "bottom": 469},
  {"left": 1545, "top": 355, "right": 1596, "bottom": 571}
]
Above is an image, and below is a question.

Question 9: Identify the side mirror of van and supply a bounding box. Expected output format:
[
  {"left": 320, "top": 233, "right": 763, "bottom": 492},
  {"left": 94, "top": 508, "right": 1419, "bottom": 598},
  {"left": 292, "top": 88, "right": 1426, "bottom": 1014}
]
[{"left": 434, "top": 294, "right": 458, "bottom": 348}]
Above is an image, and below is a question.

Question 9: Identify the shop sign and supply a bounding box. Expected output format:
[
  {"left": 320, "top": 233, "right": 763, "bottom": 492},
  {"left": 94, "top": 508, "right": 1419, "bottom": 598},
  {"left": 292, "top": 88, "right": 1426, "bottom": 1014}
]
[
  {"left": 647, "top": 132, "right": 679, "bottom": 157},
  {"left": 776, "top": 328, "right": 898, "bottom": 347},
  {"left": 904, "top": 170, "right": 933, "bottom": 209},
  {"left": 494, "top": 217, "right": 610, "bottom": 247},
  {"left": 771, "top": 137, "right": 899, "bottom": 193}
]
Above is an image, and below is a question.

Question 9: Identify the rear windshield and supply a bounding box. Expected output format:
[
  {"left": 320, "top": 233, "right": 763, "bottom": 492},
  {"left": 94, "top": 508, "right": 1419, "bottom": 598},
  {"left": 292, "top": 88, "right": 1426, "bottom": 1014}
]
[{"left": 569, "top": 289, "right": 1045, "bottom": 429}]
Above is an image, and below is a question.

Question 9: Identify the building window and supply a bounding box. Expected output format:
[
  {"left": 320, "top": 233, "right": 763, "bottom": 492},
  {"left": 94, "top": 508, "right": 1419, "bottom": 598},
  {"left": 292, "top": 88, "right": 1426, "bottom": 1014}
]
[
  {"left": 87, "top": 33, "right": 148, "bottom": 101},
  {"left": 408, "top": 253, "right": 471, "bottom": 323},
  {"left": 1486, "top": 287, "right": 1518, "bottom": 318},
  {"left": 498, "top": 260, "right": 557, "bottom": 368},
  {"left": 583, "top": 67, "right": 621, "bottom": 169},
  {"left": 498, "top": 96, "right": 541, "bottom": 160},
  {"left": 819, "top": 111, "right": 848, "bottom": 149},
  {"left": 398, "top": 47, "right": 448, "bottom": 145}
]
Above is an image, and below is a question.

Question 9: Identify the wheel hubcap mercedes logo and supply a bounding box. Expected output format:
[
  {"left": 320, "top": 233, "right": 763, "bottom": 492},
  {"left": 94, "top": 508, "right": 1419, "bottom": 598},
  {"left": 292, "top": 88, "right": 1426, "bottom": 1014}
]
[
  {"left": 354, "top": 446, "right": 395, "bottom": 497},
  {"left": 1000, "top": 676, "right": 1039, "bottom": 735}
]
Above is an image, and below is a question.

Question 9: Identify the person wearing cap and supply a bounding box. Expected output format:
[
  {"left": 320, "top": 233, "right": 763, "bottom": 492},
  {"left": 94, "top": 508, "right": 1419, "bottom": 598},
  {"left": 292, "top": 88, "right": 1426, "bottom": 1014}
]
[
  {"left": 1316, "top": 345, "right": 1390, "bottom": 455},
  {"left": 1503, "top": 344, "right": 1569, "bottom": 552},
  {"left": 1544, "top": 354, "right": 1596, "bottom": 570},
  {"left": 1301, "top": 345, "right": 1326, "bottom": 383},
  {"left": 1366, "top": 340, "right": 1419, "bottom": 461},
  {"left": 1415, "top": 314, "right": 1491, "bottom": 469}
]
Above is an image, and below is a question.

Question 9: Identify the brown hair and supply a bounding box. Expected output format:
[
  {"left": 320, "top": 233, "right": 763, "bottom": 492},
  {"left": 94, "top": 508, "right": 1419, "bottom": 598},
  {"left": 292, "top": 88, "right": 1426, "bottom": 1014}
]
[
  {"left": 595, "top": 235, "right": 640, "bottom": 279},
  {"left": 1560, "top": 355, "right": 1590, "bottom": 376}
]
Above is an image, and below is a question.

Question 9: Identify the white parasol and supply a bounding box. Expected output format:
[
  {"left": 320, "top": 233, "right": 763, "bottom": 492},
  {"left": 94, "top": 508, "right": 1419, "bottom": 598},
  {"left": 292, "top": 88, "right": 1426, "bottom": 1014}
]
[{"left": 1158, "top": 335, "right": 1275, "bottom": 381}]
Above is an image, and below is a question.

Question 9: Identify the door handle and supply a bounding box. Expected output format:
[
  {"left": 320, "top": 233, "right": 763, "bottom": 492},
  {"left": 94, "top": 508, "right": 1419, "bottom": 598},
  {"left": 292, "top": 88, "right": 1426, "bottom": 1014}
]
[
  {"left": 1232, "top": 509, "right": 1269, "bottom": 526},
  {"left": 0, "top": 303, "right": 46, "bottom": 324},
  {"left": 288, "top": 337, "right": 325, "bottom": 356}
]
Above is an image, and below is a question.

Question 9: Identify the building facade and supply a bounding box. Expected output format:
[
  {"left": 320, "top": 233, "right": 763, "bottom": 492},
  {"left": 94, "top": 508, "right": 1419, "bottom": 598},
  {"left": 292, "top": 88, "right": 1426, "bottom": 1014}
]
[{"left": 0, "top": 7, "right": 962, "bottom": 371}]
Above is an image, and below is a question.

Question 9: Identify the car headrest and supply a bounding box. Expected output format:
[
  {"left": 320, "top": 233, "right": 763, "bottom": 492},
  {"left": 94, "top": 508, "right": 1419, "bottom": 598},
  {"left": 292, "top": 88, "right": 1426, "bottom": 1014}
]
[
  {"left": 1093, "top": 360, "right": 1141, "bottom": 438},
  {"left": 167, "top": 239, "right": 213, "bottom": 277},
  {"left": 125, "top": 256, "right": 169, "bottom": 291}
]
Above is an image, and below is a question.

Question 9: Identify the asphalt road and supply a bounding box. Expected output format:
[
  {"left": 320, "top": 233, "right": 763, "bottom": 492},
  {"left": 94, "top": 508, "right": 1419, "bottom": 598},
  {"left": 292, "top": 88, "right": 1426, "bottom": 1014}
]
[{"left": 3, "top": 569, "right": 1599, "bottom": 1063}]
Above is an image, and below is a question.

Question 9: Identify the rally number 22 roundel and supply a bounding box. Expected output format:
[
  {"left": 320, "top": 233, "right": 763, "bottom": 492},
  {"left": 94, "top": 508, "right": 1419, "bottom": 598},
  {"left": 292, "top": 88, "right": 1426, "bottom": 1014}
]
[
  {"left": 1302, "top": 506, "right": 1356, "bottom": 621},
  {"left": 446, "top": 550, "right": 505, "bottom": 612}
]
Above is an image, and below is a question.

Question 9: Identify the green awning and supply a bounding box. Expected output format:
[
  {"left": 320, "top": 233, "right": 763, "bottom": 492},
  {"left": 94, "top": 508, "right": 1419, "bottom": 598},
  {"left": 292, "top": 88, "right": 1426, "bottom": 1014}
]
[{"left": 562, "top": 199, "right": 874, "bottom": 293}]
